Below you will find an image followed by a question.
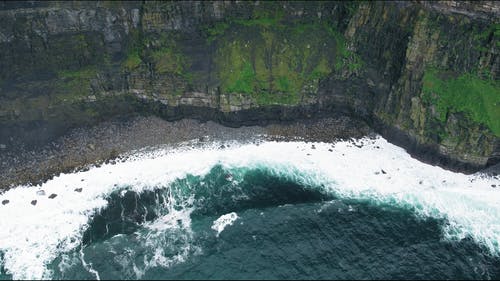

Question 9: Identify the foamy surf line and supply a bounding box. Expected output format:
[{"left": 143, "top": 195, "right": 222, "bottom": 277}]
[{"left": 0, "top": 136, "right": 499, "bottom": 279}]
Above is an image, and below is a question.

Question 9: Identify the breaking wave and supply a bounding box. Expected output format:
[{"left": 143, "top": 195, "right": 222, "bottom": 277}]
[{"left": 0, "top": 136, "right": 499, "bottom": 279}]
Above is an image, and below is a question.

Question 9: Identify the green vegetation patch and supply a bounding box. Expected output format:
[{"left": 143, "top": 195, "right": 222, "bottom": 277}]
[
  {"left": 122, "top": 30, "right": 192, "bottom": 81},
  {"left": 226, "top": 62, "right": 256, "bottom": 94},
  {"left": 422, "top": 67, "right": 500, "bottom": 136},
  {"left": 206, "top": 22, "right": 230, "bottom": 43},
  {"left": 122, "top": 29, "right": 144, "bottom": 71},
  {"left": 53, "top": 66, "right": 98, "bottom": 103},
  {"left": 151, "top": 46, "right": 187, "bottom": 76},
  {"left": 144, "top": 33, "right": 191, "bottom": 81},
  {"left": 212, "top": 18, "right": 358, "bottom": 106},
  {"left": 58, "top": 66, "right": 97, "bottom": 80},
  {"left": 474, "top": 23, "right": 500, "bottom": 50},
  {"left": 123, "top": 51, "right": 142, "bottom": 70}
]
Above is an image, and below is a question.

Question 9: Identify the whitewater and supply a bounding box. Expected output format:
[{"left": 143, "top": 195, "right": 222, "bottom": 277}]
[{"left": 0, "top": 135, "right": 499, "bottom": 279}]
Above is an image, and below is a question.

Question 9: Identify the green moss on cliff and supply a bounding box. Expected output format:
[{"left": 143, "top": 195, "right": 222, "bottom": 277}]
[
  {"left": 226, "top": 62, "right": 256, "bottom": 94},
  {"left": 201, "top": 1, "right": 365, "bottom": 106},
  {"left": 212, "top": 18, "right": 357, "bottom": 105},
  {"left": 146, "top": 34, "right": 192, "bottom": 81},
  {"left": 123, "top": 51, "right": 142, "bottom": 70},
  {"left": 52, "top": 66, "right": 98, "bottom": 103},
  {"left": 121, "top": 31, "right": 193, "bottom": 98},
  {"left": 206, "top": 22, "right": 230, "bottom": 43},
  {"left": 473, "top": 23, "right": 500, "bottom": 54},
  {"left": 122, "top": 29, "right": 144, "bottom": 71},
  {"left": 422, "top": 68, "right": 500, "bottom": 136},
  {"left": 58, "top": 67, "right": 97, "bottom": 80}
]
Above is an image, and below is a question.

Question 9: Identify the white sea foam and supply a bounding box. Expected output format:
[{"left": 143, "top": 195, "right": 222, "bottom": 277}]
[
  {"left": 0, "top": 136, "right": 499, "bottom": 279},
  {"left": 212, "top": 212, "right": 239, "bottom": 237}
]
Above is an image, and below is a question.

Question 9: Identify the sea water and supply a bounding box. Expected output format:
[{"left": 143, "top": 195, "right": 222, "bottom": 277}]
[{"left": 1, "top": 136, "right": 499, "bottom": 279}]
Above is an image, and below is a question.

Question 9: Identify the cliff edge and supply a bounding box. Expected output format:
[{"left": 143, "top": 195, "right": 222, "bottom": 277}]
[{"left": 0, "top": 0, "right": 498, "bottom": 172}]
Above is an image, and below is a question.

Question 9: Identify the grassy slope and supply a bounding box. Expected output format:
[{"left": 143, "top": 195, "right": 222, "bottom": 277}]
[{"left": 422, "top": 68, "right": 500, "bottom": 136}]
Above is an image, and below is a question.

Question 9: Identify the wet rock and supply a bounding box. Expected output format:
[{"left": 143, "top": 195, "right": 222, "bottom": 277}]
[
  {"left": 74, "top": 188, "right": 83, "bottom": 192},
  {"left": 492, "top": 184, "right": 497, "bottom": 188},
  {"left": 374, "top": 171, "right": 380, "bottom": 175},
  {"left": 381, "top": 169, "right": 387, "bottom": 174},
  {"left": 48, "top": 193, "right": 57, "bottom": 199},
  {"left": 328, "top": 149, "right": 333, "bottom": 152},
  {"left": 2, "top": 199, "right": 9, "bottom": 205},
  {"left": 219, "top": 145, "right": 225, "bottom": 149},
  {"left": 31, "top": 200, "right": 37, "bottom": 206},
  {"left": 311, "top": 145, "right": 316, "bottom": 149},
  {"left": 419, "top": 180, "right": 423, "bottom": 185},
  {"left": 36, "top": 190, "right": 46, "bottom": 196}
]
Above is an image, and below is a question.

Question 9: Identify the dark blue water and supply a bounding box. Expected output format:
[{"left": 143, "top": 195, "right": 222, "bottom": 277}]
[{"left": 2, "top": 165, "right": 500, "bottom": 280}]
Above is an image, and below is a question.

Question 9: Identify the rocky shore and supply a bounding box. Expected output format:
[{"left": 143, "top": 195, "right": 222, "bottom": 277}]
[
  {"left": 0, "top": 115, "right": 373, "bottom": 190},
  {"left": 1, "top": 1, "right": 498, "bottom": 179}
]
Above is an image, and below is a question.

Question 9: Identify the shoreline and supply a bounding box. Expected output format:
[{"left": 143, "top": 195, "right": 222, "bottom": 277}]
[
  {"left": 1, "top": 114, "right": 498, "bottom": 191},
  {"left": 0, "top": 115, "right": 372, "bottom": 190}
]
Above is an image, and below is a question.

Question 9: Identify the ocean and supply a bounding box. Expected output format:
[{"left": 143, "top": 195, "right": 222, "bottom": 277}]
[{"left": 1, "top": 136, "right": 499, "bottom": 280}]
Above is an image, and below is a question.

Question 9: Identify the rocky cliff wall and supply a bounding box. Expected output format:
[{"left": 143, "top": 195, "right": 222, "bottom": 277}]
[{"left": 0, "top": 1, "right": 498, "bottom": 172}]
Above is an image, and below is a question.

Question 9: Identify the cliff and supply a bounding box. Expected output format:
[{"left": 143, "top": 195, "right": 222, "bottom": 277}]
[{"left": 0, "top": 0, "right": 499, "bottom": 172}]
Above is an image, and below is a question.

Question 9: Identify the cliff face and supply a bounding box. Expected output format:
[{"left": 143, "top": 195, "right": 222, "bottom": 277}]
[{"left": 0, "top": 0, "right": 498, "bottom": 172}]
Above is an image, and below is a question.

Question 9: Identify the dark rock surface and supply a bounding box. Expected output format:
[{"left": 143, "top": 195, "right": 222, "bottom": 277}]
[{"left": 0, "top": 0, "right": 498, "bottom": 181}]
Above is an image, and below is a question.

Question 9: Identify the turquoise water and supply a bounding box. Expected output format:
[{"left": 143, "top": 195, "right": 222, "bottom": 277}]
[
  {"left": 2, "top": 165, "right": 495, "bottom": 280},
  {"left": 2, "top": 139, "right": 500, "bottom": 280}
]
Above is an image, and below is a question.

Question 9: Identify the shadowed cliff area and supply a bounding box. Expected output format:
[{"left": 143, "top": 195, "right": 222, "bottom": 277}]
[{"left": 0, "top": 0, "right": 499, "bottom": 173}]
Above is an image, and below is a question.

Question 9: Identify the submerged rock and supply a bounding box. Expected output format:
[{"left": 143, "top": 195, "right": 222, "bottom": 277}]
[
  {"left": 31, "top": 200, "right": 37, "bottom": 206},
  {"left": 74, "top": 188, "right": 83, "bottom": 192},
  {"left": 48, "top": 193, "right": 58, "bottom": 199},
  {"left": 2, "top": 199, "right": 9, "bottom": 205}
]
